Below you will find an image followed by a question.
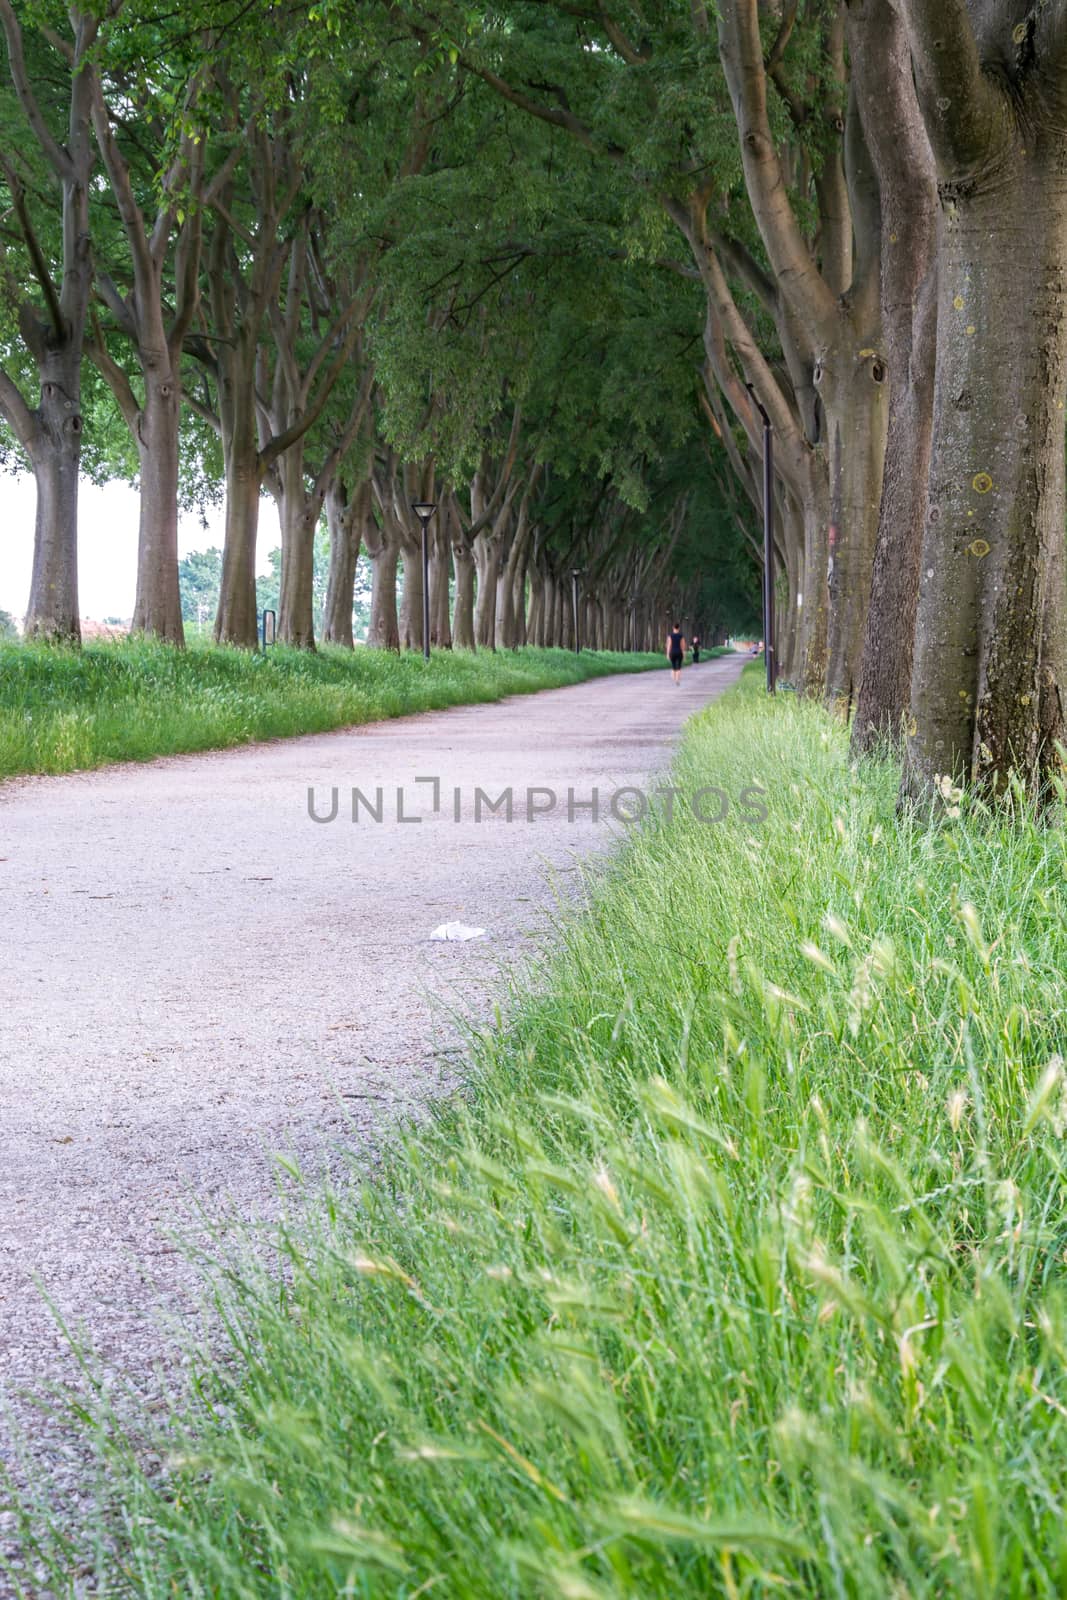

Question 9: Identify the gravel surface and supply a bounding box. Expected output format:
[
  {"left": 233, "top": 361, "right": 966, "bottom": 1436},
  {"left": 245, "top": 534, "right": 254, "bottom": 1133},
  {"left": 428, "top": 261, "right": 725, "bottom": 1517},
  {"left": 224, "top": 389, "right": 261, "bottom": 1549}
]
[{"left": 0, "top": 654, "right": 744, "bottom": 1589}]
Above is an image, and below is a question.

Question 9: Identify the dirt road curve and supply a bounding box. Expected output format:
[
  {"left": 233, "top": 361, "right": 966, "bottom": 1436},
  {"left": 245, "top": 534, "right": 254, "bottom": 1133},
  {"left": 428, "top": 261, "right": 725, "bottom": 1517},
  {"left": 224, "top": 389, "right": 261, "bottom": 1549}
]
[{"left": 0, "top": 655, "right": 744, "bottom": 1546}]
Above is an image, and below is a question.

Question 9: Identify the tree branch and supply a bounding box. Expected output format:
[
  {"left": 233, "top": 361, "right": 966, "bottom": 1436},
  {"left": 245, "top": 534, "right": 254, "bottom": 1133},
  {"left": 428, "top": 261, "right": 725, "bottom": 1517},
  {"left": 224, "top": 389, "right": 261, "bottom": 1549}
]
[
  {"left": 457, "top": 52, "right": 626, "bottom": 162},
  {"left": 707, "top": 226, "right": 777, "bottom": 315},
  {"left": 896, "top": 0, "right": 1005, "bottom": 170},
  {"left": 0, "top": 365, "right": 39, "bottom": 452},
  {"left": 207, "top": 195, "right": 256, "bottom": 251},
  {"left": 169, "top": 205, "right": 204, "bottom": 358},
  {"left": 716, "top": 0, "right": 839, "bottom": 340},
  {"left": 203, "top": 125, "right": 253, "bottom": 208},
  {"left": 88, "top": 65, "right": 156, "bottom": 301},
  {"left": 182, "top": 383, "right": 222, "bottom": 438},
  {"left": 814, "top": 7, "right": 851, "bottom": 299},
  {"left": 596, "top": 1, "right": 651, "bottom": 64},
  {"left": 88, "top": 309, "right": 141, "bottom": 433},
  {"left": 0, "top": 154, "right": 64, "bottom": 335},
  {"left": 843, "top": 75, "right": 881, "bottom": 330},
  {"left": 95, "top": 272, "right": 137, "bottom": 338},
  {"left": 766, "top": 0, "right": 797, "bottom": 72},
  {"left": 0, "top": 0, "right": 73, "bottom": 180},
  {"left": 849, "top": 0, "right": 937, "bottom": 368},
  {"left": 310, "top": 364, "right": 376, "bottom": 506},
  {"left": 258, "top": 304, "right": 364, "bottom": 475}
]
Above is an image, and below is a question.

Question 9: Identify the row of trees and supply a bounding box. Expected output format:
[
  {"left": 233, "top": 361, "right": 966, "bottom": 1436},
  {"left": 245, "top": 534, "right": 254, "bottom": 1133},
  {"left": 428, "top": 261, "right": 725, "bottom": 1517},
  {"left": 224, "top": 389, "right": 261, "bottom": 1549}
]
[
  {"left": 5, "top": 0, "right": 1065, "bottom": 797},
  {"left": 0, "top": 0, "right": 759, "bottom": 665},
  {"left": 415, "top": 0, "right": 1066, "bottom": 801}
]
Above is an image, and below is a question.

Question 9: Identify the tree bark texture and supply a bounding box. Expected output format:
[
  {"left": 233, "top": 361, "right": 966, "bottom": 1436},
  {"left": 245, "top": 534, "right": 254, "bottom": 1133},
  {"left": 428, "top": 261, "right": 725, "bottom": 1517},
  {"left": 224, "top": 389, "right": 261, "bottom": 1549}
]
[
  {"left": 850, "top": 0, "right": 938, "bottom": 753},
  {"left": 901, "top": 0, "right": 1067, "bottom": 796},
  {"left": 323, "top": 478, "right": 364, "bottom": 647}
]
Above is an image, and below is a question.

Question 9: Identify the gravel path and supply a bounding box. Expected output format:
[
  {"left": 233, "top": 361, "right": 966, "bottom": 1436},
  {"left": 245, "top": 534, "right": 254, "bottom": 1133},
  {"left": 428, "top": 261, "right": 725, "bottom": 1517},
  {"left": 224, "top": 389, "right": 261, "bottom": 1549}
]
[{"left": 0, "top": 654, "right": 744, "bottom": 1582}]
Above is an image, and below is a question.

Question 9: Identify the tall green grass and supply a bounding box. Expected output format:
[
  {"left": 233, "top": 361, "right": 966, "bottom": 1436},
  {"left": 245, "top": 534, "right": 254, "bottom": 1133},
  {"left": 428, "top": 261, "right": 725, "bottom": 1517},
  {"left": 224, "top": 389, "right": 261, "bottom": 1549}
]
[
  {"left": 0, "top": 639, "right": 690, "bottom": 780},
  {"left": 14, "top": 667, "right": 1067, "bottom": 1597}
]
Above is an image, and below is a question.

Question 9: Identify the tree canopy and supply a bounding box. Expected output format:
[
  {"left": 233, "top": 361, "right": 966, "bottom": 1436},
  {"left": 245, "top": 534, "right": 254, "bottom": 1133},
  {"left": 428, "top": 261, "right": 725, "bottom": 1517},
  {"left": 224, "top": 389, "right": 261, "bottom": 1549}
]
[{"left": 4, "top": 0, "right": 1066, "bottom": 800}]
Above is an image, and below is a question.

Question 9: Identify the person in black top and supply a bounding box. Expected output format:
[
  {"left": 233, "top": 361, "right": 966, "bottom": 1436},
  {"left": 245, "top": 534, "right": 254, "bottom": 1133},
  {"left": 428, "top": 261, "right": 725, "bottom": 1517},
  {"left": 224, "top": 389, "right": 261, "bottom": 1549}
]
[
  {"left": 666, "top": 622, "right": 686, "bottom": 684},
  {"left": 691, "top": 634, "right": 701, "bottom": 664}
]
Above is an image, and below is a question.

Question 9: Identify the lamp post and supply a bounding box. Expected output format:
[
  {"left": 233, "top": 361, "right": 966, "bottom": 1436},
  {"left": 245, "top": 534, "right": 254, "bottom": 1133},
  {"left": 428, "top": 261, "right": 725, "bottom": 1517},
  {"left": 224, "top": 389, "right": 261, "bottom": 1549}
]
[
  {"left": 411, "top": 501, "right": 437, "bottom": 661},
  {"left": 745, "top": 384, "right": 776, "bottom": 694},
  {"left": 571, "top": 569, "right": 582, "bottom": 654}
]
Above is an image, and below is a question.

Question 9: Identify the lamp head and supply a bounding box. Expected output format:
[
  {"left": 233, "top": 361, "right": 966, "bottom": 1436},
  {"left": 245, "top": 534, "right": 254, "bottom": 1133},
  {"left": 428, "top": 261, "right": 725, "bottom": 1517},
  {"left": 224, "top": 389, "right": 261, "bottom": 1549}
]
[{"left": 411, "top": 501, "right": 437, "bottom": 524}]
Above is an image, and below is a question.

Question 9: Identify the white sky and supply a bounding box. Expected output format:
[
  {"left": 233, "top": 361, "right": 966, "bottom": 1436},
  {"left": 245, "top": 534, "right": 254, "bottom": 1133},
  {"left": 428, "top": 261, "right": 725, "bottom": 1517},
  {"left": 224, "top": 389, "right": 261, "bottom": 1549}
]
[{"left": 0, "top": 474, "right": 279, "bottom": 622}]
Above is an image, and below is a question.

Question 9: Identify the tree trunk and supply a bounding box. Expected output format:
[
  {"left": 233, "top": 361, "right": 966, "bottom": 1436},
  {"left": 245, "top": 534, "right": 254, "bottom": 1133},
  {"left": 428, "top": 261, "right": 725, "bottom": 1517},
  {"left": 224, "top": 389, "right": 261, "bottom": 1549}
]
[
  {"left": 798, "top": 466, "right": 831, "bottom": 694},
  {"left": 24, "top": 366, "right": 83, "bottom": 641},
  {"left": 556, "top": 580, "right": 568, "bottom": 647},
  {"left": 215, "top": 459, "right": 261, "bottom": 648},
  {"left": 215, "top": 329, "right": 262, "bottom": 649},
  {"left": 473, "top": 533, "right": 498, "bottom": 648},
  {"left": 452, "top": 543, "right": 476, "bottom": 650},
  {"left": 0, "top": 7, "right": 100, "bottom": 646},
  {"left": 276, "top": 442, "right": 318, "bottom": 649},
  {"left": 906, "top": 158, "right": 1067, "bottom": 794},
  {"left": 365, "top": 528, "right": 400, "bottom": 651},
  {"left": 398, "top": 536, "right": 424, "bottom": 652},
  {"left": 430, "top": 519, "right": 452, "bottom": 648},
  {"left": 496, "top": 484, "right": 536, "bottom": 650},
  {"left": 820, "top": 74, "right": 887, "bottom": 710},
  {"left": 542, "top": 572, "right": 557, "bottom": 646},
  {"left": 527, "top": 568, "right": 544, "bottom": 647},
  {"left": 850, "top": 0, "right": 938, "bottom": 754},
  {"left": 513, "top": 561, "right": 528, "bottom": 646},
  {"left": 86, "top": 81, "right": 201, "bottom": 649},
  {"left": 779, "top": 497, "right": 803, "bottom": 682},
  {"left": 563, "top": 584, "right": 577, "bottom": 651},
  {"left": 323, "top": 479, "right": 363, "bottom": 647},
  {"left": 495, "top": 560, "right": 515, "bottom": 648},
  {"left": 130, "top": 372, "right": 185, "bottom": 643},
  {"left": 852, "top": 290, "right": 936, "bottom": 750},
  {"left": 820, "top": 357, "right": 889, "bottom": 709}
]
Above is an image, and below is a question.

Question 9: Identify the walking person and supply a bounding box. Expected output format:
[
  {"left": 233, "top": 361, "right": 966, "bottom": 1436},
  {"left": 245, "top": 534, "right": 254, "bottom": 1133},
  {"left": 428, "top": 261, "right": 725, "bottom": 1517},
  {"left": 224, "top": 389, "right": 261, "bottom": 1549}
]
[
  {"left": 666, "top": 622, "right": 686, "bottom": 685},
  {"left": 691, "top": 634, "right": 701, "bottom": 664}
]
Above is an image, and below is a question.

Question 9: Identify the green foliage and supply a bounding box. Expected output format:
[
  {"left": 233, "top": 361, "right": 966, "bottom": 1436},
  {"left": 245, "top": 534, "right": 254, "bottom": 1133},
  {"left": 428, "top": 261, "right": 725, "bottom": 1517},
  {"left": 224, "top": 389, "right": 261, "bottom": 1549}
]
[
  {"left": 0, "top": 638, "right": 665, "bottom": 778},
  {"left": 19, "top": 673, "right": 1067, "bottom": 1595},
  {"left": 367, "top": 68, "right": 709, "bottom": 490},
  {"left": 177, "top": 547, "right": 223, "bottom": 623},
  {"left": 1, "top": 0, "right": 764, "bottom": 641},
  {"left": 0, "top": 607, "right": 16, "bottom": 639}
]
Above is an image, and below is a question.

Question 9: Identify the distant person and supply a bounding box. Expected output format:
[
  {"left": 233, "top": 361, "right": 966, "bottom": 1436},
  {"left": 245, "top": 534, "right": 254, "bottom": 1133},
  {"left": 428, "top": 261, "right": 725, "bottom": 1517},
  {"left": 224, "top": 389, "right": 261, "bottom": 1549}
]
[
  {"left": 691, "top": 635, "right": 701, "bottom": 664},
  {"left": 666, "top": 623, "right": 686, "bottom": 684}
]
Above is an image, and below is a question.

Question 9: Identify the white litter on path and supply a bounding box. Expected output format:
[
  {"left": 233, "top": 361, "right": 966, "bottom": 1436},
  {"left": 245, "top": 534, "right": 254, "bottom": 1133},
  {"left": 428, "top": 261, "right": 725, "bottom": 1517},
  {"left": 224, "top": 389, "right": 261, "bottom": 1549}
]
[{"left": 430, "top": 921, "right": 487, "bottom": 941}]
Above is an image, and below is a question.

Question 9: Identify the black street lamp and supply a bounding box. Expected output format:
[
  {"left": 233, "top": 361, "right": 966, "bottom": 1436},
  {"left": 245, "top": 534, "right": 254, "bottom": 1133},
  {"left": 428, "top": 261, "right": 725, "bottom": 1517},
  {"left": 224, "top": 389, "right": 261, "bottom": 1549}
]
[
  {"left": 571, "top": 568, "right": 583, "bottom": 654},
  {"left": 745, "top": 384, "right": 776, "bottom": 695},
  {"left": 411, "top": 501, "right": 437, "bottom": 661}
]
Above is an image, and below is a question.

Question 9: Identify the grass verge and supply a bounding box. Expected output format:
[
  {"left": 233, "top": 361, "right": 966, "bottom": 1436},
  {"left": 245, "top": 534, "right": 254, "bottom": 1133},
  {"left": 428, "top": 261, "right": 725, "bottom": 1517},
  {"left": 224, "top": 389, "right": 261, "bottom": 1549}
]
[
  {"left": 0, "top": 639, "right": 714, "bottom": 781},
  {"left": 14, "top": 665, "right": 1067, "bottom": 1597}
]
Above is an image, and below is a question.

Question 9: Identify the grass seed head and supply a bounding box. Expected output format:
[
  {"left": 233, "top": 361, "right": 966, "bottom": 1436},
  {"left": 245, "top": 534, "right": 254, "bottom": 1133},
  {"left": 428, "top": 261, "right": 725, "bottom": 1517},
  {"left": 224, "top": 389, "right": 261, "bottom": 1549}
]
[{"left": 947, "top": 1089, "right": 967, "bottom": 1133}]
